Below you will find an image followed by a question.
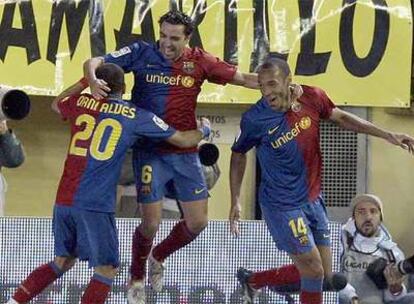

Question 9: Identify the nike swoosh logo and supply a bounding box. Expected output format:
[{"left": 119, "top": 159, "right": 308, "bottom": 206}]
[
  {"left": 268, "top": 125, "right": 280, "bottom": 135},
  {"left": 194, "top": 188, "right": 206, "bottom": 194},
  {"left": 323, "top": 234, "right": 330, "bottom": 238}
]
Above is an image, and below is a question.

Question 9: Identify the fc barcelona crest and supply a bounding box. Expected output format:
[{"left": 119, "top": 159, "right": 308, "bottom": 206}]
[{"left": 183, "top": 61, "right": 195, "bottom": 73}]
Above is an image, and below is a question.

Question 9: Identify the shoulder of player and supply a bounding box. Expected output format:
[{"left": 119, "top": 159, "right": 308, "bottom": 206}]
[
  {"left": 300, "top": 85, "right": 328, "bottom": 100},
  {"left": 241, "top": 104, "right": 261, "bottom": 126},
  {"left": 120, "top": 40, "right": 156, "bottom": 55},
  {"left": 67, "top": 92, "right": 93, "bottom": 103},
  {"left": 298, "top": 85, "right": 329, "bottom": 106},
  {"left": 184, "top": 46, "right": 217, "bottom": 62}
]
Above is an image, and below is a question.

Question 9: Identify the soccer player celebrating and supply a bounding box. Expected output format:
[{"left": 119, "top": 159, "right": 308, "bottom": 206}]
[
  {"left": 5, "top": 63, "right": 209, "bottom": 304},
  {"left": 84, "top": 10, "right": 258, "bottom": 303},
  {"left": 229, "top": 58, "right": 414, "bottom": 304}
]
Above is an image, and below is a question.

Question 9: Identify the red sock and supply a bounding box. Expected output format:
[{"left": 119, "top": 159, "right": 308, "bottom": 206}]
[
  {"left": 152, "top": 221, "right": 199, "bottom": 262},
  {"left": 81, "top": 274, "right": 112, "bottom": 304},
  {"left": 249, "top": 264, "right": 300, "bottom": 289},
  {"left": 130, "top": 226, "right": 153, "bottom": 280},
  {"left": 13, "top": 262, "right": 62, "bottom": 303},
  {"left": 300, "top": 291, "right": 322, "bottom": 304}
]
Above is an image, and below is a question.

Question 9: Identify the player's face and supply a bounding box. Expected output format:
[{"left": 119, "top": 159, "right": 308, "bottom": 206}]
[
  {"left": 354, "top": 201, "right": 381, "bottom": 237},
  {"left": 159, "top": 22, "right": 190, "bottom": 61},
  {"left": 259, "top": 68, "right": 292, "bottom": 112}
]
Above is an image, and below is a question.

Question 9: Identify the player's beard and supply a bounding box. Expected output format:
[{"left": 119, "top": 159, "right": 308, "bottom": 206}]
[{"left": 273, "top": 91, "right": 292, "bottom": 112}]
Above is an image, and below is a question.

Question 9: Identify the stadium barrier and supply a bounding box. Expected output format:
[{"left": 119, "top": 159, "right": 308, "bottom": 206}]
[{"left": 0, "top": 218, "right": 342, "bottom": 303}]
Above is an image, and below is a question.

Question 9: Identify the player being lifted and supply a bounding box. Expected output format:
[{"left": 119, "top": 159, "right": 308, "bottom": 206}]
[
  {"left": 5, "top": 63, "right": 210, "bottom": 304},
  {"left": 84, "top": 10, "right": 261, "bottom": 304}
]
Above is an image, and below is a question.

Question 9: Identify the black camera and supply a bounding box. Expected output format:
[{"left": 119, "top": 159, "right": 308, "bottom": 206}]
[{"left": 0, "top": 87, "right": 31, "bottom": 120}]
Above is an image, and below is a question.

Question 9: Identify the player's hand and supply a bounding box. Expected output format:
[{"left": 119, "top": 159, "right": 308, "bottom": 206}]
[
  {"left": 384, "top": 263, "right": 404, "bottom": 295},
  {"left": 198, "top": 117, "right": 211, "bottom": 130},
  {"left": 0, "top": 120, "right": 8, "bottom": 135},
  {"left": 386, "top": 132, "right": 414, "bottom": 154},
  {"left": 229, "top": 202, "right": 242, "bottom": 236},
  {"left": 90, "top": 78, "right": 110, "bottom": 99},
  {"left": 197, "top": 117, "right": 211, "bottom": 139}
]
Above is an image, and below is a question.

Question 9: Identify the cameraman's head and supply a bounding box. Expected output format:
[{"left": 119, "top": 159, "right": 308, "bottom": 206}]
[{"left": 352, "top": 194, "right": 383, "bottom": 237}]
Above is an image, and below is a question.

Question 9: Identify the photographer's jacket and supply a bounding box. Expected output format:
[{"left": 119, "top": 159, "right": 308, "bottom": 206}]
[{"left": 339, "top": 219, "right": 407, "bottom": 304}]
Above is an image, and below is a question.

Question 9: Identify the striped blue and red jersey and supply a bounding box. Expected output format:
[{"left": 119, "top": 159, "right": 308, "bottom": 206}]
[
  {"left": 232, "top": 85, "right": 336, "bottom": 210},
  {"left": 104, "top": 41, "right": 237, "bottom": 153},
  {"left": 55, "top": 93, "right": 175, "bottom": 213}
]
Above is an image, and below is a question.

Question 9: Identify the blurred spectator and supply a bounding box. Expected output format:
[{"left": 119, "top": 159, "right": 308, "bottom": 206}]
[
  {"left": 0, "top": 120, "right": 24, "bottom": 216},
  {"left": 339, "top": 194, "right": 414, "bottom": 304}
]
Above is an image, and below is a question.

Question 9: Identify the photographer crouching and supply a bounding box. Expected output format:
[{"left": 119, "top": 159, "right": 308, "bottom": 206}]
[{"left": 339, "top": 194, "right": 414, "bottom": 304}]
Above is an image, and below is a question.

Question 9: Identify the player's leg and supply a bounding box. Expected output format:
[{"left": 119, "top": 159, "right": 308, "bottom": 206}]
[
  {"left": 290, "top": 249, "right": 324, "bottom": 304},
  {"left": 304, "top": 197, "right": 333, "bottom": 280},
  {"left": 152, "top": 198, "right": 208, "bottom": 261},
  {"left": 7, "top": 206, "right": 77, "bottom": 303},
  {"left": 128, "top": 150, "right": 171, "bottom": 303},
  {"left": 76, "top": 210, "right": 119, "bottom": 304},
  {"left": 128, "top": 201, "right": 163, "bottom": 303},
  {"left": 149, "top": 153, "right": 208, "bottom": 291},
  {"left": 238, "top": 206, "right": 323, "bottom": 304},
  {"left": 7, "top": 256, "right": 76, "bottom": 304},
  {"left": 131, "top": 201, "right": 163, "bottom": 280},
  {"left": 81, "top": 265, "right": 119, "bottom": 304}
]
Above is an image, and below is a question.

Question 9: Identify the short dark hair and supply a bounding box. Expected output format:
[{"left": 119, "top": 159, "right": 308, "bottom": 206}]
[
  {"left": 158, "top": 10, "right": 194, "bottom": 36},
  {"left": 257, "top": 57, "right": 291, "bottom": 79},
  {"left": 96, "top": 63, "right": 125, "bottom": 94}
]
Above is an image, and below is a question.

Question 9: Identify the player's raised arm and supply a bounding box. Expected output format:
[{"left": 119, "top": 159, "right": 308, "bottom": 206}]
[
  {"left": 51, "top": 78, "right": 89, "bottom": 115},
  {"left": 229, "top": 151, "right": 247, "bottom": 236},
  {"left": 329, "top": 107, "right": 414, "bottom": 154},
  {"left": 166, "top": 118, "right": 211, "bottom": 148},
  {"left": 83, "top": 56, "right": 110, "bottom": 99},
  {"left": 229, "top": 70, "right": 259, "bottom": 89}
]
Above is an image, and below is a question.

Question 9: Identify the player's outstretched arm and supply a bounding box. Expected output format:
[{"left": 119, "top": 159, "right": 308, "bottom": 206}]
[
  {"left": 229, "top": 70, "right": 259, "bottom": 89},
  {"left": 51, "top": 78, "right": 89, "bottom": 114},
  {"left": 229, "top": 151, "right": 247, "bottom": 236},
  {"left": 83, "top": 56, "right": 110, "bottom": 99},
  {"left": 166, "top": 118, "right": 211, "bottom": 148},
  {"left": 329, "top": 108, "right": 414, "bottom": 154}
]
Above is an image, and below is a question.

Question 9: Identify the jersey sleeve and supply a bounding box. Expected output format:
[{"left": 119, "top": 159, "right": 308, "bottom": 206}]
[
  {"left": 103, "top": 42, "right": 144, "bottom": 73},
  {"left": 313, "top": 87, "right": 336, "bottom": 119},
  {"left": 134, "top": 110, "right": 176, "bottom": 141},
  {"left": 199, "top": 50, "right": 237, "bottom": 85},
  {"left": 231, "top": 114, "right": 260, "bottom": 154},
  {"left": 57, "top": 95, "right": 79, "bottom": 120}
]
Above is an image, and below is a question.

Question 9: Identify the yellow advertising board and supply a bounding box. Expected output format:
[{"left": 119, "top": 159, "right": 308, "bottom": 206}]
[{"left": 0, "top": 0, "right": 412, "bottom": 107}]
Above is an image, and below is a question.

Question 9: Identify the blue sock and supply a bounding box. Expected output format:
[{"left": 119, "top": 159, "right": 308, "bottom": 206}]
[
  {"left": 301, "top": 277, "right": 323, "bottom": 292},
  {"left": 92, "top": 273, "right": 113, "bottom": 286}
]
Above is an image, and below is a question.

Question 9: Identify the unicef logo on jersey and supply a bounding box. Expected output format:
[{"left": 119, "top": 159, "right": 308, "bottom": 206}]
[
  {"left": 270, "top": 116, "right": 312, "bottom": 149},
  {"left": 145, "top": 73, "right": 195, "bottom": 88}
]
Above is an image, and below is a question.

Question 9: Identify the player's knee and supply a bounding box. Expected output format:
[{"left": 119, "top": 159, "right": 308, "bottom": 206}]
[
  {"left": 302, "top": 258, "right": 324, "bottom": 278},
  {"left": 140, "top": 219, "right": 160, "bottom": 237},
  {"left": 186, "top": 218, "right": 208, "bottom": 233},
  {"left": 95, "top": 265, "right": 118, "bottom": 279},
  {"left": 295, "top": 255, "right": 324, "bottom": 279},
  {"left": 54, "top": 256, "right": 77, "bottom": 272}
]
